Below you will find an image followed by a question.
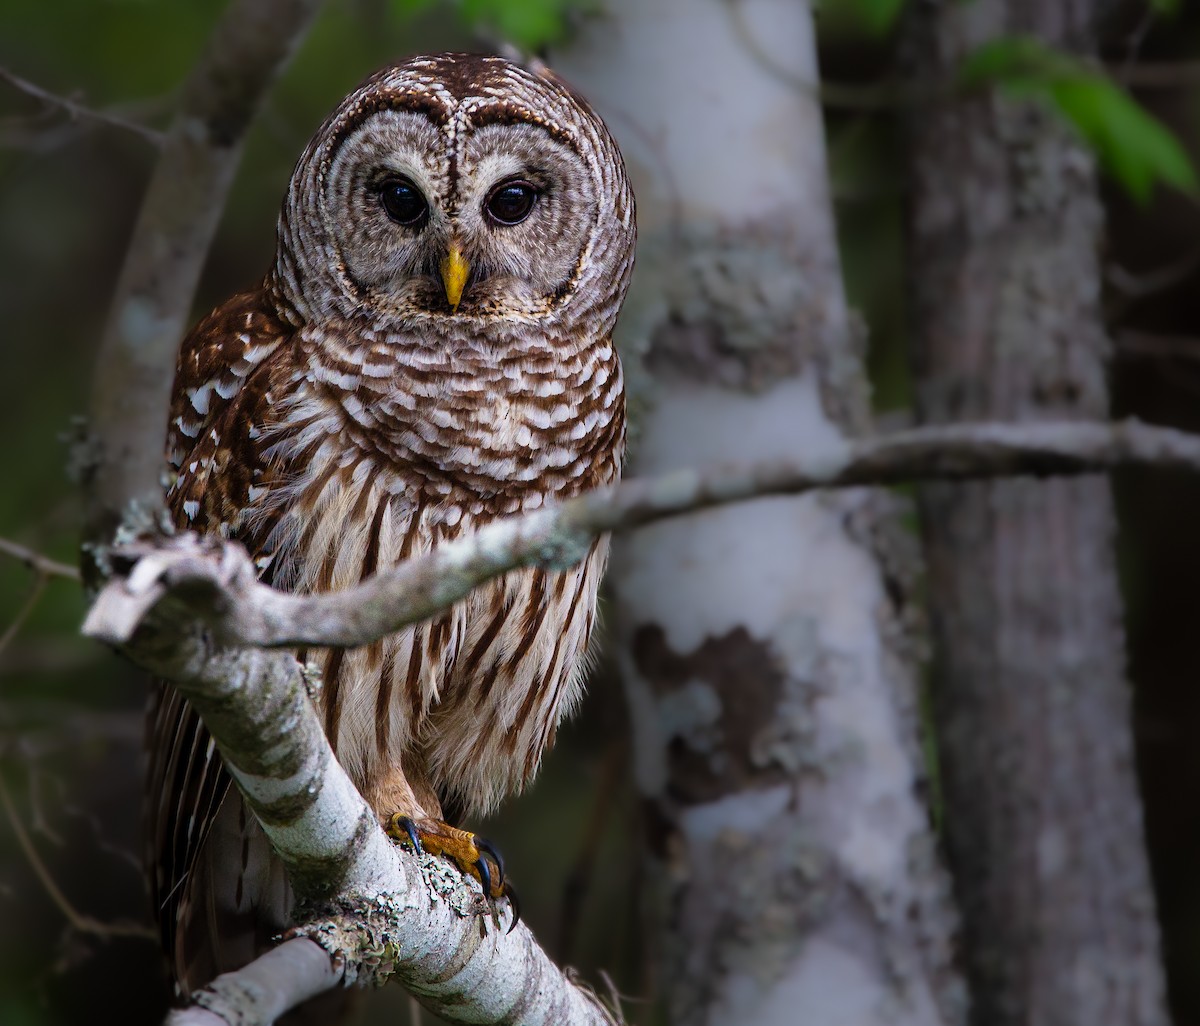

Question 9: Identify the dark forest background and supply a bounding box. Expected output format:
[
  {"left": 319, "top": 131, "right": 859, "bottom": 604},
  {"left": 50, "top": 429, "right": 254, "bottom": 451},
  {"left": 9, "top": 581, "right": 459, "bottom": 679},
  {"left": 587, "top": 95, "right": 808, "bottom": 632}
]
[{"left": 3, "top": 0, "right": 1200, "bottom": 1022}]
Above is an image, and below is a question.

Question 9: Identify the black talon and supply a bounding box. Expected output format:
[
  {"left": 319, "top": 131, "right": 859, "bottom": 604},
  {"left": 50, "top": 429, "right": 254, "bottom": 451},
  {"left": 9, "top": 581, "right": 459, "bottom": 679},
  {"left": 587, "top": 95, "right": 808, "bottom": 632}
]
[
  {"left": 475, "top": 851, "right": 493, "bottom": 896},
  {"left": 474, "top": 836, "right": 506, "bottom": 886},
  {"left": 393, "top": 815, "right": 423, "bottom": 854},
  {"left": 504, "top": 883, "right": 521, "bottom": 933}
]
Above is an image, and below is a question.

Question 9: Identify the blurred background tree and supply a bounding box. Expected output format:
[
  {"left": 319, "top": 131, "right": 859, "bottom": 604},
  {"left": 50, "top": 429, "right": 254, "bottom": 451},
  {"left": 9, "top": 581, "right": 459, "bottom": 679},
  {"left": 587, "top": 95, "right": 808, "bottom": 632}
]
[{"left": 3, "top": 0, "right": 1200, "bottom": 1023}]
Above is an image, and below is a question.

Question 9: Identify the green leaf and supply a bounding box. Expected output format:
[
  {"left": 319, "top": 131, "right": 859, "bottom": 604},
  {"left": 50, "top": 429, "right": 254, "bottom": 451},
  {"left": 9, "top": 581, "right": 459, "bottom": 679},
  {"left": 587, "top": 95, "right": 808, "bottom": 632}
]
[
  {"left": 390, "top": 0, "right": 438, "bottom": 16},
  {"left": 834, "top": 0, "right": 906, "bottom": 34},
  {"left": 959, "top": 36, "right": 1074, "bottom": 90},
  {"left": 458, "top": 0, "right": 587, "bottom": 50},
  {"left": 1150, "top": 0, "right": 1180, "bottom": 15},
  {"left": 390, "top": 0, "right": 586, "bottom": 48},
  {"left": 961, "top": 36, "right": 1197, "bottom": 203},
  {"left": 1051, "top": 76, "right": 1196, "bottom": 202}
]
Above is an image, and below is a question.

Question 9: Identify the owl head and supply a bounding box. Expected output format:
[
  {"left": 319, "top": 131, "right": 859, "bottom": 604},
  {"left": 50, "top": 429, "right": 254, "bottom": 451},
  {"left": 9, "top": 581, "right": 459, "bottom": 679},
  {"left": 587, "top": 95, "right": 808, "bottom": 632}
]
[{"left": 271, "top": 53, "right": 636, "bottom": 338}]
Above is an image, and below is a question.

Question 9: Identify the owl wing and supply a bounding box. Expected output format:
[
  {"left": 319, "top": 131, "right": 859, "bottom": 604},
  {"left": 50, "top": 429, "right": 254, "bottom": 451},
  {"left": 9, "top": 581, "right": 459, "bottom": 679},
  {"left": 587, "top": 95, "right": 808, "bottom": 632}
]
[{"left": 145, "top": 289, "right": 294, "bottom": 989}]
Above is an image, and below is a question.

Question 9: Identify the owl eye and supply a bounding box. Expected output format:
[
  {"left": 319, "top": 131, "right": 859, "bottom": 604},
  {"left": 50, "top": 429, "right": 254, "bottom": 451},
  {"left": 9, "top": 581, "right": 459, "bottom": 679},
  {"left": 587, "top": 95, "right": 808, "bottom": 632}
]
[
  {"left": 379, "top": 177, "right": 428, "bottom": 226},
  {"left": 484, "top": 180, "right": 538, "bottom": 226}
]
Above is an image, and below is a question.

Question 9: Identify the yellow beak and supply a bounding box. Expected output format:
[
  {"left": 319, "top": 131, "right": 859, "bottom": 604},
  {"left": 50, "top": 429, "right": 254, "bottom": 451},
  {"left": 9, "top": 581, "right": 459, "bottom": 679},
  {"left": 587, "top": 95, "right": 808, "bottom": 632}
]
[{"left": 440, "top": 242, "right": 470, "bottom": 311}]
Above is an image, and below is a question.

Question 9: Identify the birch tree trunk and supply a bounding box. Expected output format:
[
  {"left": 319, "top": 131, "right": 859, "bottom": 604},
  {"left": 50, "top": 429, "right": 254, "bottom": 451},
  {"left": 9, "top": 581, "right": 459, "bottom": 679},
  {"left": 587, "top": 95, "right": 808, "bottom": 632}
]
[
  {"left": 556, "top": 3, "right": 966, "bottom": 1023},
  {"left": 906, "top": 3, "right": 1169, "bottom": 1024}
]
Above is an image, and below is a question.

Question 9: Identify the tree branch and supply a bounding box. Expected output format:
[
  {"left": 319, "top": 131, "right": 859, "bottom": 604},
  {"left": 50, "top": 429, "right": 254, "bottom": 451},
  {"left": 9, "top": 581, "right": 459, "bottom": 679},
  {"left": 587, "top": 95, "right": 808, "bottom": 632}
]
[
  {"left": 0, "top": 65, "right": 165, "bottom": 145},
  {"left": 166, "top": 938, "right": 341, "bottom": 1026},
  {"left": 85, "top": 417, "right": 1200, "bottom": 652},
  {"left": 0, "top": 536, "right": 81, "bottom": 581},
  {"left": 85, "top": 576, "right": 616, "bottom": 1025},
  {"left": 79, "top": 414, "right": 1200, "bottom": 1024},
  {"left": 84, "top": 0, "right": 325, "bottom": 551}
]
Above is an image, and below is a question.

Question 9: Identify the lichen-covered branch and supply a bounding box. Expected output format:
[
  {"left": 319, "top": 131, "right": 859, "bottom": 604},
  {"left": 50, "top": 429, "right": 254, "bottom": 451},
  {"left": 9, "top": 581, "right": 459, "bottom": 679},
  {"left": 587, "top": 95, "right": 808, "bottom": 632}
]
[
  {"left": 85, "top": 0, "right": 324, "bottom": 550},
  {"left": 85, "top": 417, "right": 1200, "bottom": 652},
  {"left": 95, "top": 591, "right": 616, "bottom": 1026},
  {"left": 167, "top": 938, "right": 341, "bottom": 1026}
]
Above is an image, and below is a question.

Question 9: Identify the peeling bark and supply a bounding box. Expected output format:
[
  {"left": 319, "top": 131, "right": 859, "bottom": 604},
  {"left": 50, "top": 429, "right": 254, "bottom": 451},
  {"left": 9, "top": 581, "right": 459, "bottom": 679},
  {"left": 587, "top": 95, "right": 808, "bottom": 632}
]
[{"left": 906, "top": 2, "right": 1169, "bottom": 1024}]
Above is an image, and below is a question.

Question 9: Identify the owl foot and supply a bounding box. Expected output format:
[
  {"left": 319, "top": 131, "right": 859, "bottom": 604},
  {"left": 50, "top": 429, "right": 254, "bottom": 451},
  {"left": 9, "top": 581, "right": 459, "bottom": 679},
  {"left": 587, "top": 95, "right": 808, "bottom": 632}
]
[{"left": 386, "top": 814, "right": 519, "bottom": 929}]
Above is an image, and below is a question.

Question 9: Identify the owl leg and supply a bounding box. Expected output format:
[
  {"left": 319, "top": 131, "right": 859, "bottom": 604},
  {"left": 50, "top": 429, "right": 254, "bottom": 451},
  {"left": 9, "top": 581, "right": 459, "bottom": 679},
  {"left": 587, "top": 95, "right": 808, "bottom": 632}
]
[
  {"left": 367, "top": 764, "right": 518, "bottom": 924},
  {"left": 386, "top": 814, "right": 515, "bottom": 908}
]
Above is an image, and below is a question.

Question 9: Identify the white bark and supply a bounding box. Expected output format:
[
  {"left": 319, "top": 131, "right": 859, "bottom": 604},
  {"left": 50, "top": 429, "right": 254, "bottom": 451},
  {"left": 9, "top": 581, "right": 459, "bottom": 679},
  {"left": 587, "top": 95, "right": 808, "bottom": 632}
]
[
  {"left": 167, "top": 939, "right": 341, "bottom": 1026},
  {"left": 555, "top": 2, "right": 967, "bottom": 1022}
]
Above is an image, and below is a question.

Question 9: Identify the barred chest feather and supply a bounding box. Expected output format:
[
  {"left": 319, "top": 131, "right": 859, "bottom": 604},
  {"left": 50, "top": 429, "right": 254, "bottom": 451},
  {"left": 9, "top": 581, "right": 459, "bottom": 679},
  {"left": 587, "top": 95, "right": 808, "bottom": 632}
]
[{"left": 247, "top": 321, "right": 624, "bottom": 818}]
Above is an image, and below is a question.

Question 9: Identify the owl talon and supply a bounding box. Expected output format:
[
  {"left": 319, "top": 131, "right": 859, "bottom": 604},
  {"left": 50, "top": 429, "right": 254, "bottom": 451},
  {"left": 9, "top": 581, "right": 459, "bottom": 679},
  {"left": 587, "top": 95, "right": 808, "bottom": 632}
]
[
  {"left": 473, "top": 836, "right": 506, "bottom": 883},
  {"left": 502, "top": 881, "right": 521, "bottom": 933},
  {"left": 475, "top": 850, "right": 494, "bottom": 896},
  {"left": 384, "top": 815, "right": 516, "bottom": 915},
  {"left": 387, "top": 814, "right": 424, "bottom": 854}
]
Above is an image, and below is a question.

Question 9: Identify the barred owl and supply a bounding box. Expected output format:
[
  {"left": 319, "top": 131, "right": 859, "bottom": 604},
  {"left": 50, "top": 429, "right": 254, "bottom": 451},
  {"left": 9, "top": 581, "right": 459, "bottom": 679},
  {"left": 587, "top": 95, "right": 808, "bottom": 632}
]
[{"left": 145, "top": 53, "right": 635, "bottom": 996}]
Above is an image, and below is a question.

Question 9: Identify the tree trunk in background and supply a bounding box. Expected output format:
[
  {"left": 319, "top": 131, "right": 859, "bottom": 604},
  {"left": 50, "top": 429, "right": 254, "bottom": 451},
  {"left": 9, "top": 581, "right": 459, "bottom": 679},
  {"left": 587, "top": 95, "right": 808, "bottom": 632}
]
[
  {"left": 906, "top": 3, "right": 1168, "bottom": 1025},
  {"left": 557, "top": 2, "right": 965, "bottom": 1023}
]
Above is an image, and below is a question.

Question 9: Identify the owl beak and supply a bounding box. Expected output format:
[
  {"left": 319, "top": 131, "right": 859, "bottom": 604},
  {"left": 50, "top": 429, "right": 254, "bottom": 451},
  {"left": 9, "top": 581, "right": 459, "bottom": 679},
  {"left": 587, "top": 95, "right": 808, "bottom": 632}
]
[{"left": 440, "top": 242, "right": 470, "bottom": 311}]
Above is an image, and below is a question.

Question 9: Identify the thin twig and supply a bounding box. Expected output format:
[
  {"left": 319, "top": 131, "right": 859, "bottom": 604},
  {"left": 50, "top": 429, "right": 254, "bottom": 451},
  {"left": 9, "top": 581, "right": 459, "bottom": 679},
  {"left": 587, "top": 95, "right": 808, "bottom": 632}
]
[
  {"left": 0, "top": 574, "right": 48, "bottom": 663},
  {"left": 0, "top": 536, "right": 80, "bottom": 581},
  {"left": 1105, "top": 248, "right": 1200, "bottom": 325},
  {"left": 722, "top": 0, "right": 937, "bottom": 110},
  {"left": 1110, "top": 60, "right": 1200, "bottom": 89},
  {"left": 1116, "top": 330, "right": 1200, "bottom": 362},
  {"left": 0, "top": 66, "right": 164, "bottom": 144},
  {"left": 0, "top": 776, "right": 155, "bottom": 940}
]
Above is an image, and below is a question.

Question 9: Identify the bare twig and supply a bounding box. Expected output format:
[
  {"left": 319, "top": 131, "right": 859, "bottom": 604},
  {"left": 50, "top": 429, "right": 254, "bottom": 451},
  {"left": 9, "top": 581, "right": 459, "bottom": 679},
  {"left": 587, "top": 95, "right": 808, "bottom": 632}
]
[
  {"left": 0, "top": 66, "right": 164, "bottom": 145},
  {"left": 1110, "top": 60, "right": 1200, "bottom": 89},
  {"left": 0, "top": 574, "right": 48, "bottom": 663},
  {"left": 722, "top": 0, "right": 936, "bottom": 110},
  {"left": 1116, "top": 330, "right": 1200, "bottom": 362},
  {"left": 0, "top": 537, "right": 80, "bottom": 664},
  {"left": 85, "top": 0, "right": 324, "bottom": 553},
  {"left": 1107, "top": 249, "right": 1200, "bottom": 302},
  {"left": 0, "top": 536, "right": 80, "bottom": 581},
  {"left": 84, "top": 418, "right": 1200, "bottom": 653},
  {"left": 0, "top": 776, "right": 154, "bottom": 941}
]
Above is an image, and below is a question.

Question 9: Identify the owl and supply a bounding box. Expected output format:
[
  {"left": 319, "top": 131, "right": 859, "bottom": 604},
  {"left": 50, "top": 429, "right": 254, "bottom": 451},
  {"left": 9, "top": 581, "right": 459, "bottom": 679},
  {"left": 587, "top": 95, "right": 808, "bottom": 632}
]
[{"left": 144, "top": 53, "right": 635, "bottom": 997}]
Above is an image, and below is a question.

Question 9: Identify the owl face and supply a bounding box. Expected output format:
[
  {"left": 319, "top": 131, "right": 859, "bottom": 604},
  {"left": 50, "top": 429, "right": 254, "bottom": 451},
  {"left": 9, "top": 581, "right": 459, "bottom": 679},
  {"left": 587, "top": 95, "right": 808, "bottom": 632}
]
[{"left": 275, "top": 54, "right": 636, "bottom": 333}]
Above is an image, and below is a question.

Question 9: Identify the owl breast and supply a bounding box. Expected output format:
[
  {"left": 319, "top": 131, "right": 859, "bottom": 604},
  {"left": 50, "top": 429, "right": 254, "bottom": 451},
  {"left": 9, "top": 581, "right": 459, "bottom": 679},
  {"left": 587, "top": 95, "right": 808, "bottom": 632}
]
[{"left": 251, "top": 319, "right": 624, "bottom": 818}]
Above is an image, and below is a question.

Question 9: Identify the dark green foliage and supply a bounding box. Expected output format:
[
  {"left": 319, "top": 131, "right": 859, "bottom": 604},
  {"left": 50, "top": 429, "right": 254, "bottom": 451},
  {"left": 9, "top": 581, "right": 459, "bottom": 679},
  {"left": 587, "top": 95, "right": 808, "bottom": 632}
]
[
  {"left": 821, "top": 0, "right": 906, "bottom": 35},
  {"left": 393, "top": 0, "right": 593, "bottom": 50},
  {"left": 962, "top": 35, "right": 1197, "bottom": 203}
]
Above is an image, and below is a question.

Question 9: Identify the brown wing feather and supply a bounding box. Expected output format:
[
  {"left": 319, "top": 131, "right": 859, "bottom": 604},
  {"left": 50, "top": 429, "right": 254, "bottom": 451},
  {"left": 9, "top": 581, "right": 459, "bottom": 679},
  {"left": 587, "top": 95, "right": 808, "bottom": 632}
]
[{"left": 145, "top": 288, "right": 293, "bottom": 991}]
